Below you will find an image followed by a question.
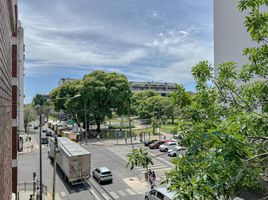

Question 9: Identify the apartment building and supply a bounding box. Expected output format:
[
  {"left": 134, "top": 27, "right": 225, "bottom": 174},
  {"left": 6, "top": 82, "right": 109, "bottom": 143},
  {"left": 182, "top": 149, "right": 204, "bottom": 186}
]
[
  {"left": 0, "top": 0, "right": 23, "bottom": 199},
  {"left": 58, "top": 77, "right": 79, "bottom": 86},
  {"left": 130, "top": 81, "right": 177, "bottom": 96},
  {"left": 214, "top": 0, "right": 255, "bottom": 77}
]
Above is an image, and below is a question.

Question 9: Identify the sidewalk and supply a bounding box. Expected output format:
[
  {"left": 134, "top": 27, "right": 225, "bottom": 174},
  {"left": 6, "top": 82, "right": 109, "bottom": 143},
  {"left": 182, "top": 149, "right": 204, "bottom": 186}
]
[
  {"left": 18, "top": 133, "right": 38, "bottom": 155},
  {"left": 18, "top": 191, "right": 53, "bottom": 200}
]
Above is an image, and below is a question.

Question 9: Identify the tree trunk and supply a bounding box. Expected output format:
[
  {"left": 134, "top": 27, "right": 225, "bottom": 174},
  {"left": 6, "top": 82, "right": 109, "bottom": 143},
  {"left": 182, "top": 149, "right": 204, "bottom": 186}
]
[
  {"left": 96, "top": 120, "right": 101, "bottom": 133},
  {"left": 171, "top": 116, "right": 174, "bottom": 124}
]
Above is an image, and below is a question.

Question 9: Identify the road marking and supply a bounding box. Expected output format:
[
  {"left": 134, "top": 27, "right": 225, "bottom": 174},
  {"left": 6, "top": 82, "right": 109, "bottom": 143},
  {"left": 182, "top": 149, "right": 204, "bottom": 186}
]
[
  {"left": 135, "top": 163, "right": 164, "bottom": 169},
  {"left": 139, "top": 167, "right": 172, "bottom": 173},
  {"left": 60, "top": 191, "right": 66, "bottom": 197},
  {"left": 109, "top": 191, "right": 119, "bottom": 199},
  {"left": 149, "top": 152, "right": 173, "bottom": 167},
  {"left": 117, "top": 190, "right": 127, "bottom": 196},
  {"left": 89, "top": 189, "right": 101, "bottom": 200},
  {"left": 102, "top": 193, "right": 110, "bottom": 200},
  {"left": 55, "top": 193, "right": 61, "bottom": 200},
  {"left": 126, "top": 188, "right": 136, "bottom": 195}
]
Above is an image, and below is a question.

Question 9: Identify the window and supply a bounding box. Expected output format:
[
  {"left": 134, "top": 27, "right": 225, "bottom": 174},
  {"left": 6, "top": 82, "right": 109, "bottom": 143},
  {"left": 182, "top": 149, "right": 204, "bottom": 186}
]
[
  {"left": 149, "top": 190, "right": 157, "bottom": 196},
  {"left": 156, "top": 192, "right": 164, "bottom": 200},
  {"left": 101, "top": 171, "right": 111, "bottom": 175}
]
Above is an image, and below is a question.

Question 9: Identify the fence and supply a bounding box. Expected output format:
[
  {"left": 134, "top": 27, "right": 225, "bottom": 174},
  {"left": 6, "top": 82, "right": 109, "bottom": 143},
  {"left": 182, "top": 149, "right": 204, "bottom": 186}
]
[{"left": 18, "top": 182, "right": 47, "bottom": 196}]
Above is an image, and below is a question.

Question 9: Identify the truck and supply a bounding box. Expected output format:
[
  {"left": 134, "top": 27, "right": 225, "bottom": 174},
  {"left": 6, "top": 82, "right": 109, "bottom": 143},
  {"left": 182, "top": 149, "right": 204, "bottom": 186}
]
[{"left": 48, "top": 137, "right": 91, "bottom": 185}]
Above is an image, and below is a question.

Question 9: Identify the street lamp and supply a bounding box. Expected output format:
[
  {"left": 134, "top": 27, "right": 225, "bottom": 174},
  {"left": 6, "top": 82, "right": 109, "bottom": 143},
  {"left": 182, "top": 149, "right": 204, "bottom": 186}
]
[{"left": 127, "top": 100, "right": 133, "bottom": 149}]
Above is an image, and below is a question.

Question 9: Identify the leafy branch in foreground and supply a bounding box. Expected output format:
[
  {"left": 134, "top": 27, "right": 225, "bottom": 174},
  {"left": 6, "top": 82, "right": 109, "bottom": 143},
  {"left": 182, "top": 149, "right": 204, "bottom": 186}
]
[{"left": 165, "top": 0, "right": 268, "bottom": 199}]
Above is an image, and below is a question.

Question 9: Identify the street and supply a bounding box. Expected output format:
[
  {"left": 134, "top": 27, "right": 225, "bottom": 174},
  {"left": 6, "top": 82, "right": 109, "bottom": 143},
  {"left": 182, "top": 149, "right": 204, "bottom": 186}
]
[{"left": 18, "top": 129, "right": 175, "bottom": 200}]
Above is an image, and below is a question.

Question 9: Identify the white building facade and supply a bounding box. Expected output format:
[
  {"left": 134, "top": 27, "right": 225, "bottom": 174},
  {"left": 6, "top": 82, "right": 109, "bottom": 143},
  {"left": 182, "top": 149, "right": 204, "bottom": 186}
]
[{"left": 213, "top": 0, "right": 255, "bottom": 78}]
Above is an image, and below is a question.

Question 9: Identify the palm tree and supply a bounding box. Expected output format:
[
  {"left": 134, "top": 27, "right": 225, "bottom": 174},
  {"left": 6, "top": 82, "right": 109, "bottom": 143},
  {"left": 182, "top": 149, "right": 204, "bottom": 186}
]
[{"left": 126, "top": 148, "right": 153, "bottom": 176}]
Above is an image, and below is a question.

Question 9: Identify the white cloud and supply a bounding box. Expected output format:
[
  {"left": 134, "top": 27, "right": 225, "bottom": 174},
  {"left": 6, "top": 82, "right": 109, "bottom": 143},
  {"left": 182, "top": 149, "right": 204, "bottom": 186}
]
[{"left": 20, "top": 0, "right": 213, "bottom": 97}]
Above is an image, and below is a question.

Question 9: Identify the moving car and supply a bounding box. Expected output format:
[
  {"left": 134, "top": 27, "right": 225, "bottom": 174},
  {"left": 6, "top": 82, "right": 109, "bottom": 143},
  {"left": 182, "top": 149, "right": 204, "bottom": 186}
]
[
  {"left": 159, "top": 142, "right": 177, "bottom": 152},
  {"left": 144, "top": 140, "right": 158, "bottom": 146},
  {"left": 92, "top": 167, "right": 113, "bottom": 184},
  {"left": 145, "top": 187, "right": 175, "bottom": 200},
  {"left": 46, "top": 131, "right": 52, "bottom": 137},
  {"left": 168, "top": 146, "right": 187, "bottom": 157},
  {"left": 41, "top": 137, "right": 48, "bottom": 144}
]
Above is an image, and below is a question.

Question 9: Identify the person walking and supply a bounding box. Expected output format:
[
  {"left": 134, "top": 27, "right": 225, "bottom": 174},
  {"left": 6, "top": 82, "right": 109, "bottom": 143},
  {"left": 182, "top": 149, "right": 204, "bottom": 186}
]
[
  {"left": 149, "top": 172, "right": 154, "bottom": 189},
  {"left": 152, "top": 171, "right": 156, "bottom": 186}
]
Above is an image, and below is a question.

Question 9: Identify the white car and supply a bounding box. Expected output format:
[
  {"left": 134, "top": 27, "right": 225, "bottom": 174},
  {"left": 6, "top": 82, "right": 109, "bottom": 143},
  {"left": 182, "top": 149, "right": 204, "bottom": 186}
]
[
  {"left": 159, "top": 142, "right": 177, "bottom": 152},
  {"left": 92, "top": 167, "right": 113, "bottom": 184},
  {"left": 168, "top": 146, "right": 187, "bottom": 157},
  {"left": 145, "top": 187, "right": 176, "bottom": 200}
]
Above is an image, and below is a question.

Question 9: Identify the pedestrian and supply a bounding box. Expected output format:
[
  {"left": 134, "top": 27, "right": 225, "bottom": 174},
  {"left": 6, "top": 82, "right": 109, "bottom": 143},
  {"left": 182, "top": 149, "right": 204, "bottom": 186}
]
[
  {"left": 149, "top": 173, "right": 154, "bottom": 189},
  {"left": 152, "top": 171, "right": 156, "bottom": 186}
]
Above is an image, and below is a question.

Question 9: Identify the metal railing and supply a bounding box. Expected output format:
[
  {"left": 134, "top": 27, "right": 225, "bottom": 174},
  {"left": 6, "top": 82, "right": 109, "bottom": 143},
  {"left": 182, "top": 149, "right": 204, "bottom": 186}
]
[{"left": 18, "top": 181, "right": 47, "bottom": 196}]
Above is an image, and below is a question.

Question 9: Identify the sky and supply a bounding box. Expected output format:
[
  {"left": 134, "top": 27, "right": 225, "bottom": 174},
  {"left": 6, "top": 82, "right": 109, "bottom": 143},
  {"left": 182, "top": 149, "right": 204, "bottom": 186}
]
[{"left": 19, "top": 0, "right": 213, "bottom": 103}]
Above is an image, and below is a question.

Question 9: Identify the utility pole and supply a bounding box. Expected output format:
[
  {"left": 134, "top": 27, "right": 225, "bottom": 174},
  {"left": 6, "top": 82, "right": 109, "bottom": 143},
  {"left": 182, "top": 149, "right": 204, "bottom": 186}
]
[
  {"left": 39, "top": 109, "right": 43, "bottom": 200},
  {"left": 52, "top": 136, "right": 58, "bottom": 200},
  {"left": 128, "top": 100, "right": 133, "bottom": 149},
  {"left": 84, "top": 102, "right": 87, "bottom": 144}
]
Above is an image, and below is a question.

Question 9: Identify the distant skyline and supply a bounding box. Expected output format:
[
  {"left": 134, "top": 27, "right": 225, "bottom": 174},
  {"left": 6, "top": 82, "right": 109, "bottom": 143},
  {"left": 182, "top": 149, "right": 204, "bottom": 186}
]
[{"left": 19, "top": 0, "right": 213, "bottom": 103}]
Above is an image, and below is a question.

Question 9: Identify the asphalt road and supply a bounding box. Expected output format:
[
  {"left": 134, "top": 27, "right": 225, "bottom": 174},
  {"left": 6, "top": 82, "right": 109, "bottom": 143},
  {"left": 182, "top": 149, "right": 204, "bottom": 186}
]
[
  {"left": 18, "top": 130, "right": 96, "bottom": 200},
  {"left": 18, "top": 124, "right": 174, "bottom": 200}
]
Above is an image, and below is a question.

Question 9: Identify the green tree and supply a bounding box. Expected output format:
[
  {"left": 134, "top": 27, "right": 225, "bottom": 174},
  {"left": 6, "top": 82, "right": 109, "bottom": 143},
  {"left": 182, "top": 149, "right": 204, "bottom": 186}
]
[
  {"left": 24, "top": 104, "right": 37, "bottom": 133},
  {"left": 165, "top": 1, "right": 268, "bottom": 199},
  {"left": 82, "top": 70, "right": 131, "bottom": 132},
  {"left": 126, "top": 148, "right": 153, "bottom": 174},
  {"left": 49, "top": 80, "right": 84, "bottom": 127},
  {"left": 131, "top": 90, "right": 159, "bottom": 116}
]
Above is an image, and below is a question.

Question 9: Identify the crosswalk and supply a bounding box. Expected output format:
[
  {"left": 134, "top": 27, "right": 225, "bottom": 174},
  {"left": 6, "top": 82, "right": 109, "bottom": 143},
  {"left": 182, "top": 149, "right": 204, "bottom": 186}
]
[
  {"left": 54, "top": 188, "right": 142, "bottom": 200},
  {"left": 106, "top": 146, "right": 173, "bottom": 174},
  {"left": 101, "top": 188, "right": 142, "bottom": 199}
]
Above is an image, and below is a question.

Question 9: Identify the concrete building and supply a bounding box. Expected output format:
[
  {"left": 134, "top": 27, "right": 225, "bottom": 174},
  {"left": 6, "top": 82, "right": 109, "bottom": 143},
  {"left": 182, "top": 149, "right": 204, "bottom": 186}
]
[
  {"left": 17, "top": 22, "right": 25, "bottom": 134},
  {"left": 0, "top": 0, "right": 22, "bottom": 199},
  {"left": 58, "top": 77, "right": 78, "bottom": 86},
  {"left": 130, "top": 81, "right": 177, "bottom": 96},
  {"left": 214, "top": 0, "right": 255, "bottom": 78}
]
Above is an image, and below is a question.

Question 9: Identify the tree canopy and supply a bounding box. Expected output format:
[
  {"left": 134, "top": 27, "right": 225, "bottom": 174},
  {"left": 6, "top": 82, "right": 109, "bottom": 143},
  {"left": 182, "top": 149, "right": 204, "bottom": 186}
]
[
  {"left": 49, "top": 70, "right": 132, "bottom": 132},
  {"left": 166, "top": 1, "right": 268, "bottom": 199}
]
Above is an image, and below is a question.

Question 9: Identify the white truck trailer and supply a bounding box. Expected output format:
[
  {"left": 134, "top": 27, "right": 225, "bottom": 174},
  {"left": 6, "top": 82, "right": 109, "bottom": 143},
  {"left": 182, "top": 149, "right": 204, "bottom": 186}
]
[{"left": 48, "top": 137, "right": 91, "bottom": 184}]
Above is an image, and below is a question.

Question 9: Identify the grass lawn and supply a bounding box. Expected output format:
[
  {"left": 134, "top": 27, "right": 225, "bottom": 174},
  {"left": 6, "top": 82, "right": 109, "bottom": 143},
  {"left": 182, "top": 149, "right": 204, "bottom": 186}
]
[{"left": 160, "top": 123, "right": 178, "bottom": 134}]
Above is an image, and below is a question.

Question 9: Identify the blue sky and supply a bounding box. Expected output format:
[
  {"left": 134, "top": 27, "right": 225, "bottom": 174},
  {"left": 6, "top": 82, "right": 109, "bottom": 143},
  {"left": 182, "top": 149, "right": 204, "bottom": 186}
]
[{"left": 19, "top": 0, "right": 213, "bottom": 103}]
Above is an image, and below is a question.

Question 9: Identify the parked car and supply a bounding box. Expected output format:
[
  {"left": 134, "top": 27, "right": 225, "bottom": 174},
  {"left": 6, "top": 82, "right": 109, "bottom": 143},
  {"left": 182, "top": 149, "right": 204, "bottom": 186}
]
[
  {"left": 144, "top": 140, "right": 158, "bottom": 146},
  {"left": 46, "top": 131, "right": 52, "bottom": 137},
  {"left": 149, "top": 140, "right": 172, "bottom": 149},
  {"left": 42, "top": 129, "right": 47, "bottom": 133},
  {"left": 159, "top": 142, "right": 177, "bottom": 152},
  {"left": 92, "top": 167, "right": 113, "bottom": 184},
  {"left": 41, "top": 137, "right": 48, "bottom": 144},
  {"left": 168, "top": 146, "right": 187, "bottom": 157},
  {"left": 33, "top": 126, "right": 38, "bottom": 130},
  {"left": 145, "top": 187, "right": 175, "bottom": 200}
]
